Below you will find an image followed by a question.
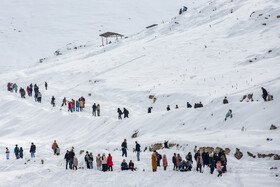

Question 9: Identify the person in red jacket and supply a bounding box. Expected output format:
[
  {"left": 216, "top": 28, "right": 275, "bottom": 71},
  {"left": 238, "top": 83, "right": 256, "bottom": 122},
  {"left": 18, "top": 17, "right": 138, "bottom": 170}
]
[
  {"left": 172, "top": 153, "right": 177, "bottom": 170},
  {"left": 68, "top": 102, "right": 72, "bottom": 112},
  {"left": 107, "top": 153, "right": 113, "bottom": 171},
  {"left": 163, "top": 154, "right": 168, "bottom": 170}
]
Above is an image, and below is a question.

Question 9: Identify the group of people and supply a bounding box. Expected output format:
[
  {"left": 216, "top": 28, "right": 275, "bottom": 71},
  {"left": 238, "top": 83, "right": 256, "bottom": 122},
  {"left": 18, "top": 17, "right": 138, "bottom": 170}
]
[
  {"left": 92, "top": 103, "right": 101, "bottom": 116},
  {"left": 7, "top": 82, "right": 18, "bottom": 93},
  {"left": 117, "top": 108, "right": 130, "bottom": 120},
  {"left": 5, "top": 143, "right": 36, "bottom": 160}
]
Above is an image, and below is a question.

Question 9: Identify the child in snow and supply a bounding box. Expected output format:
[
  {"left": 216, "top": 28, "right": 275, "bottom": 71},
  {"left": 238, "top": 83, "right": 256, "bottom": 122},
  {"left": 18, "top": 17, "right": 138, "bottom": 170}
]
[
  {"left": 163, "top": 154, "right": 168, "bottom": 170},
  {"left": 216, "top": 161, "right": 223, "bottom": 177},
  {"left": 73, "top": 156, "right": 78, "bottom": 170},
  {"left": 6, "top": 147, "right": 10, "bottom": 160}
]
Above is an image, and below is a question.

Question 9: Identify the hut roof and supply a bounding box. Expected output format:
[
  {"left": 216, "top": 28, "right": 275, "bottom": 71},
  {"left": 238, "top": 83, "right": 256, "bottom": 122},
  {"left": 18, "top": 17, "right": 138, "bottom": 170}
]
[{"left": 99, "top": 32, "right": 124, "bottom": 38}]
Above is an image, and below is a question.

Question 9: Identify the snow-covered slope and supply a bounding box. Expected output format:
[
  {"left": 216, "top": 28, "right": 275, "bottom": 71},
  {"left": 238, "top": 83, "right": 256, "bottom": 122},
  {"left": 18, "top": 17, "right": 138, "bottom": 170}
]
[{"left": 0, "top": 0, "right": 280, "bottom": 186}]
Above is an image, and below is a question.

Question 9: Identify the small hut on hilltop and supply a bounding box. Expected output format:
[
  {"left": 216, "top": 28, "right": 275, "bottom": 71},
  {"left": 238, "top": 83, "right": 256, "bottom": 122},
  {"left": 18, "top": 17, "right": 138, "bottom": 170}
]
[{"left": 99, "top": 32, "right": 124, "bottom": 46}]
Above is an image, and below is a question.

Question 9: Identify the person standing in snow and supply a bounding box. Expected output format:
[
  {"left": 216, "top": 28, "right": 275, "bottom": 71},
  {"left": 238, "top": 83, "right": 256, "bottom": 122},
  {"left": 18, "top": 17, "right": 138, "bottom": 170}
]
[
  {"left": 13, "top": 83, "right": 18, "bottom": 93},
  {"left": 163, "top": 154, "right": 168, "bottom": 170},
  {"left": 68, "top": 148, "right": 75, "bottom": 169},
  {"left": 19, "top": 147, "right": 23, "bottom": 158},
  {"left": 177, "top": 154, "right": 182, "bottom": 168},
  {"left": 107, "top": 153, "right": 113, "bottom": 171},
  {"left": 223, "top": 97, "right": 228, "bottom": 104},
  {"left": 202, "top": 149, "right": 209, "bottom": 167},
  {"left": 196, "top": 153, "right": 203, "bottom": 173},
  {"left": 84, "top": 151, "right": 90, "bottom": 169},
  {"left": 97, "top": 104, "right": 100, "bottom": 116},
  {"left": 216, "top": 161, "right": 223, "bottom": 177},
  {"left": 30, "top": 142, "right": 36, "bottom": 158},
  {"left": 123, "top": 108, "right": 129, "bottom": 118},
  {"left": 172, "top": 153, "right": 177, "bottom": 170},
  {"left": 61, "top": 97, "right": 67, "bottom": 107},
  {"left": 101, "top": 153, "right": 107, "bottom": 172},
  {"left": 51, "top": 96, "right": 55, "bottom": 107},
  {"left": 152, "top": 151, "right": 157, "bottom": 172},
  {"left": 261, "top": 87, "right": 268, "bottom": 101},
  {"left": 14, "top": 145, "right": 20, "bottom": 159},
  {"left": 218, "top": 150, "right": 227, "bottom": 173},
  {"left": 76, "top": 100, "right": 79, "bottom": 112},
  {"left": 225, "top": 109, "right": 233, "bottom": 121},
  {"left": 79, "top": 99, "right": 84, "bottom": 111},
  {"left": 209, "top": 152, "right": 215, "bottom": 174},
  {"left": 175, "top": 105, "right": 179, "bottom": 109},
  {"left": 92, "top": 103, "right": 97, "bottom": 116},
  {"left": 37, "top": 92, "right": 42, "bottom": 103},
  {"left": 88, "top": 153, "right": 94, "bottom": 169},
  {"left": 73, "top": 156, "right": 78, "bottom": 170},
  {"left": 121, "top": 139, "right": 127, "bottom": 157},
  {"left": 166, "top": 105, "right": 170, "bottom": 111},
  {"left": 52, "top": 140, "right": 58, "bottom": 155},
  {"left": 6, "top": 147, "right": 10, "bottom": 160},
  {"left": 117, "top": 108, "right": 123, "bottom": 120},
  {"left": 148, "top": 107, "right": 153, "bottom": 113},
  {"left": 64, "top": 150, "right": 70, "bottom": 169},
  {"left": 96, "top": 154, "right": 102, "bottom": 171},
  {"left": 187, "top": 102, "right": 192, "bottom": 108},
  {"left": 135, "top": 141, "right": 141, "bottom": 161},
  {"left": 72, "top": 99, "right": 75, "bottom": 112},
  {"left": 157, "top": 152, "right": 162, "bottom": 167},
  {"left": 45, "top": 82, "right": 48, "bottom": 90},
  {"left": 68, "top": 102, "right": 72, "bottom": 112}
]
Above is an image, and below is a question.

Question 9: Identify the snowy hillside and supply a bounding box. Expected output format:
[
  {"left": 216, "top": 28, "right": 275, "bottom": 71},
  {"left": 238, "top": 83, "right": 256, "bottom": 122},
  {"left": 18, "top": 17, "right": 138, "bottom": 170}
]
[{"left": 0, "top": 0, "right": 280, "bottom": 186}]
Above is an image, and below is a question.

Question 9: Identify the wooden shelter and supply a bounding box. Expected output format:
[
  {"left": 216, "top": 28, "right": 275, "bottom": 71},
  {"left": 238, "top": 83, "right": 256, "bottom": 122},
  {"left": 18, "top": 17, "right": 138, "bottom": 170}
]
[{"left": 99, "top": 32, "right": 124, "bottom": 46}]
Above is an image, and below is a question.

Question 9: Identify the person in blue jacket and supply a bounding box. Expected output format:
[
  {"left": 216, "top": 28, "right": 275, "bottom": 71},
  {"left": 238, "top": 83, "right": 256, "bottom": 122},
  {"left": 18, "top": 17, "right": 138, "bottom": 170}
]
[
  {"left": 76, "top": 100, "right": 80, "bottom": 112},
  {"left": 14, "top": 145, "right": 20, "bottom": 159}
]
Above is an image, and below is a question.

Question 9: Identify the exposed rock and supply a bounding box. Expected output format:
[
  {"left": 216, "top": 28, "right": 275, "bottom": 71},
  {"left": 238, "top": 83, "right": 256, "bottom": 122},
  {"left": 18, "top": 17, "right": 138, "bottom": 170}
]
[
  {"left": 80, "top": 150, "right": 84, "bottom": 155},
  {"left": 131, "top": 130, "right": 139, "bottom": 138},
  {"left": 270, "top": 124, "right": 277, "bottom": 130},
  {"left": 277, "top": 15, "right": 280, "bottom": 19},
  {"left": 169, "top": 143, "right": 176, "bottom": 148},
  {"left": 153, "top": 97, "right": 157, "bottom": 103},
  {"left": 234, "top": 148, "right": 243, "bottom": 160},
  {"left": 262, "top": 23, "right": 266, "bottom": 26},
  {"left": 148, "top": 95, "right": 154, "bottom": 99},
  {"left": 200, "top": 147, "right": 214, "bottom": 153},
  {"left": 257, "top": 153, "right": 274, "bottom": 158},
  {"left": 268, "top": 50, "right": 272, "bottom": 53},
  {"left": 215, "top": 147, "right": 223, "bottom": 153},
  {"left": 247, "top": 152, "right": 256, "bottom": 158},
  {"left": 274, "top": 154, "right": 280, "bottom": 160},
  {"left": 225, "top": 148, "right": 231, "bottom": 155},
  {"left": 149, "top": 143, "right": 163, "bottom": 151}
]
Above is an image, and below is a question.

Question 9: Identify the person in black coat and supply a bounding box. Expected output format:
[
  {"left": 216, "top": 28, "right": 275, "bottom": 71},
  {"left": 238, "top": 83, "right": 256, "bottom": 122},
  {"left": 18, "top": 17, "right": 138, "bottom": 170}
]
[
  {"left": 45, "top": 82, "right": 48, "bottom": 90},
  {"left": 117, "top": 108, "right": 123, "bottom": 120},
  {"left": 92, "top": 103, "right": 97, "bottom": 116},
  {"left": 135, "top": 141, "right": 141, "bottom": 161},
  {"left": 186, "top": 152, "right": 192, "bottom": 163},
  {"left": 123, "top": 108, "right": 129, "bottom": 118},
  {"left": 121, "top": 159, "right": 128, "bottom": 170},
  {"left": 51, "top": 96, "right": 55, "bottom": 107},
  {"left": 68, "top": 149, "right": 75, "bottom": 169},
  {"left": 157, "top": 153, "right": 162, "bottom": 167},
  {"left": 187, "top": 102, "right": 192, "bottom": 108},
  {"left": 201, "top": 149, "right": 209, "bottom": 167},
  {"left": 84, "top": 151, "right": 90, "bottom": 169},
  {"left": 121, "top": 139, "right": 127, "bottom": 157},
  {"left": 166, "top": 105, "right": 170, "bottom": 111},
  {"left": 172, "top": 153, "right": 177, "bottom": 170},
  {"left": 64, "top": 150, "right": 70, "bottom": 169},
  {"left": 261, "top": 87, "right": 268, "bottom": 101},
  {"left": 148, "top": 107, "right": 152, "bottom": 113},
  {"left": 30, "top": 142, "right": 36, "bottom": 158},
  {"left": 19, "top": 147, "right": 23, "bottom": 158}
]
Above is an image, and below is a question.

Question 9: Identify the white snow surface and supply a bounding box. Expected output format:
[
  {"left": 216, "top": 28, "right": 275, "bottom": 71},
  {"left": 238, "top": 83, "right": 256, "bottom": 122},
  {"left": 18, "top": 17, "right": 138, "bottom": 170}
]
[{"left": 0, "top": 0, "right": 280, "bottom": 186}]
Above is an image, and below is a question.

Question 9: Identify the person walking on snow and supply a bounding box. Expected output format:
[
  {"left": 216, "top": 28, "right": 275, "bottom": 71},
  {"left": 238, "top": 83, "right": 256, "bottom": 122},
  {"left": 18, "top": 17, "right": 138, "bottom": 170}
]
[
  {"left": 37, "top": 92, "right": 42, "bottom": 103},
  {"left": 187, "top": 102, "right": 192, "bottom": 108},
  {"left": 5, "top": 147, "right": 10, "bottom": 160},
  {"left": 92, "top": 103, "right": 97, "bottom": 116},
  {"left": 216, "top": 161, "right": 223, "bottom": 177},
  {"left": 13, "top": 83, "right": 18, "bottom": 93},
  {"left": 261, "top": 87, "right": 268, "bottom": 101},
  {"left": 88, "top": 153, "right": 94, "bottom": 169},
  {"left": 19, "top": 147, "right": 23, "bottom": 158},
  {"left": 52, "top": 140, "right": 58, "bottom": 154},
  {"left": 167, "top": 105, "right": 170, "bottom": 111},
  {"left": 148, "top": 107, "right": 153, "bottom": 113},
  {"left": 117, "top": 108, "right": 123, "bottom": 120},
  {"left": 30, "top": 142, "right": 36, "bottom": 158},
  {"left": 123, "top": 108, "right": 129, "bottom": 118},
  {"left": 76, "top": 100, "right": 79, "bottom": 112},
  {"left": 121, "top": 139, "right": 127, "bottom": 157},
  {"left": 107, "top": 153, "right": 113, "bottom": 171},
  {"left": 14, "top": 145, "right": 20, "bottom": 159},
  {"left": 135, "top": 141, "right": 141, "bottom": 161},
  {"left": 225, "top": 109, "right": 233, "bottom": 121},
  {"left": 84, "top": 151, "right": 90, "bottom": 169},
  {"left": 61, "top": 97, "right": 67, "bottom": 107},
  {"left": 79, "top": 100, "right": 84, "bottom": 111},
  {"left": 51, "top": 96, "right": 55, "bottom": 107},
  {"left": 45, "top": 82, "right": 48, "bottom": 90},
  {"left": 152, "top": 151, "right": 157, "bottom": 172}
]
